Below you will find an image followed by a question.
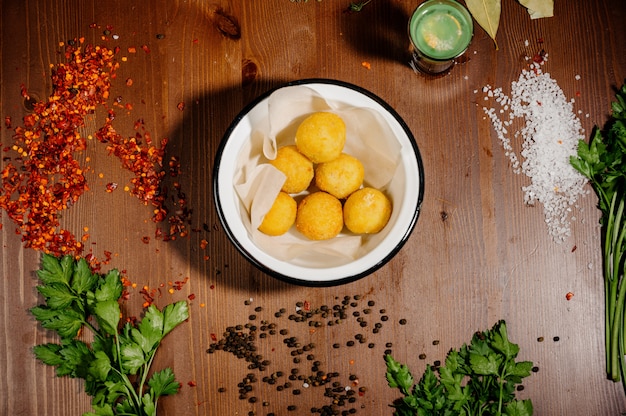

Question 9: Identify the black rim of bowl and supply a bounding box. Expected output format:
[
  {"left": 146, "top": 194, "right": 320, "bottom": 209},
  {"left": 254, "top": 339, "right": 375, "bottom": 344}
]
[{"left": 212, "top": 78, "right": 425, "bottom": 287}]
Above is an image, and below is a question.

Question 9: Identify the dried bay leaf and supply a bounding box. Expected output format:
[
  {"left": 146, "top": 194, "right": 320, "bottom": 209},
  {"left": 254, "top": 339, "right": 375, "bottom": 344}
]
[
  {"left": 519, "top": 0, "right": 554, "bottom": 19},
  {"left": 465, "top": 0, "right": 501, "bottom": 49}
]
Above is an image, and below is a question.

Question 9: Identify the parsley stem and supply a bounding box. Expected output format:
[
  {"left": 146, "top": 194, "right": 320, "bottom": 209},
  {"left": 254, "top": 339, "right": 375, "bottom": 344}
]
[
  {"left": 611, "top": 268, "right": 626, "bottom": 381},
  {"left": 109, "top": 365, "right": 142, "bottom": 414},
  {"left": 114, "top": 333, "right": 143, "bottom": 414},
  {"left": 83, "top": 320, "right": 102, "bottom": 339},
  {"left": 606, "top": 193, "right": 626, "bottom": 382},
  {"left": 139, "top": 348, "right": 159, "bottom": 410}
]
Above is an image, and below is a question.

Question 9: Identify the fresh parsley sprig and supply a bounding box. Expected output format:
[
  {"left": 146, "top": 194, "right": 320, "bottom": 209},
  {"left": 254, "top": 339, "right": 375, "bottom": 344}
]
[
  {"left": 348, "top": 0, "right": 372, "bottom": 12},
  {"left": 385, "top": 320, "right": 534, "bottom": 416},
  {"left": 570, "top": 81, "right": 626, "bottom": 389},
  {"left": 30, "top": 253, "right": 189, "bottom": 416}
]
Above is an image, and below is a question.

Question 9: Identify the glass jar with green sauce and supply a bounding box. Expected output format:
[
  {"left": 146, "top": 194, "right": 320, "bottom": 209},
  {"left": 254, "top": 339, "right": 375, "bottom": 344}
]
[{"left": 408, "top": 0, "right": 474, "bottom": 74}]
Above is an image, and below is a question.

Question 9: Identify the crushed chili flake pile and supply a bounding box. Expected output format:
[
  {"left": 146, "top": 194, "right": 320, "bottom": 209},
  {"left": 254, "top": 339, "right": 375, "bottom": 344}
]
[
  {"left": 1, "top": 38, "right": 196, "bottom": 260},
  {"left": 481, "top": 63, "right": 588, "bottom": 242},
  {"left": 0, "top": 41, "right": 117, "bottom": 255},
  {"left": 96, "top": 117, "right": 167, "bottom": 210}
]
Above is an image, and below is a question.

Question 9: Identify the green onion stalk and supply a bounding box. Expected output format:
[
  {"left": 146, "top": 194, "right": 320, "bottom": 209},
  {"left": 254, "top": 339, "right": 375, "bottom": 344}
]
[{"left": 571, "top": 81, "right": 626, "bottom": 391}]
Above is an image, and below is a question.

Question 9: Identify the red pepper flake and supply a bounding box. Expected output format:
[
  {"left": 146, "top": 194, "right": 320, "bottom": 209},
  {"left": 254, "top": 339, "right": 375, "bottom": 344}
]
[
  {"left": 140, "top": 285, "right": 159, "bottom": 307},
  {"left": 361, "top": 61, "right": 371, "bottom": 70},
  {"left": 4, "top": 116, "right": 11, "bottom": 129},
  {"left": 303, "top": 300, "right": 311, "bottom": 311},
  {"left": 188, "top": 293, "right": 196, "bottom": 301},
  {"left": 532, "top": 49, "right": 546, "bottom": 64},
  {"left": 105, "top": 182, "right": 118, "bottom": 192},
  {"left": 103, "top": 250, "right": 113, "bottom": 263},
  {"left": 566, "top": 292, "right": 574, "bottom": 301},
  {"left": 571, "top": 245, "right": 577, "bottom": 252},
  {"left": 192, "top": 38, "right": 199, "bottom": 44},
  {"left": 141, "top": 236, "right": 150, "bottom": 244},
  {"left": 19, "top": 83, "right": 30, "bottom": 99},
  {"left": 200, "top": 239, "right": 208, "bottom": 249},
  {"left": 141, "top": 44, "right": 151, "bottom": 54},
  {"left": 126, "top": 78, "right": 133, "bottom": 86},
  {"left": 169, "top": 156, "right": 181, "bottom": 177},
  {"left": 177, "top": 102, "right": 185, "bottom": 111},
  {"left": 210, "top": 332, "right": 218, "bottom": 342},
  {"left": 172, "top": 277, "right": 189, "bottom": 291},
  {"left": 187, "top": 381, "right": 197, "bottom": 387}
]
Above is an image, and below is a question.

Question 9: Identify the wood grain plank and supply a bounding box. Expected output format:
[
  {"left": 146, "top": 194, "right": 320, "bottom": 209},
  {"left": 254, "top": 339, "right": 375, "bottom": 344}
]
[{"left": 2, "top": 0, "right": 626, "bottom": 415}]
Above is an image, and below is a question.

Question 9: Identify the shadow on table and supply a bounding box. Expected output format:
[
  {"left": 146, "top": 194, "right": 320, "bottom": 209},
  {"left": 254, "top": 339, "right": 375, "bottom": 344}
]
[
  {"left": 340, "top": 1, "right": 412, "bottom": 65},
  {"left": 157, "top": 80, "right": 303, "bottom": 292}
]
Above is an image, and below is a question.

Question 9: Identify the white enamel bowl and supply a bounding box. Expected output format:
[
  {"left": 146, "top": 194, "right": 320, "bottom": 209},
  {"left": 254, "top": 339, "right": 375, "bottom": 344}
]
[{"left": 213, "top": 79, "right": 424, "bottom": 286}]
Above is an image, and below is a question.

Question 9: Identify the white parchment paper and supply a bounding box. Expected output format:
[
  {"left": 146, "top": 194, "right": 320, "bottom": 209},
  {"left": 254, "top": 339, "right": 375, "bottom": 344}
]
[{"left": 234, "top": 85, "right": 402, "bottom": 262}]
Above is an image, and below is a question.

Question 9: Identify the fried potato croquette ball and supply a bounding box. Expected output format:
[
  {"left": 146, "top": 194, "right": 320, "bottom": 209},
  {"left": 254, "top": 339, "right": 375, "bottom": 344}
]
[
  {"left": 295, "top": 112, "right": 346, "bottom": 163},
  {"left": 315, "top": 153, "right": 364, "bottom": 199},
  {"left": 258, "top": 192, "right": 297, "bottom": 236},
  {"left": 343, "top": 187, "right": 392, "bottom": 234},
  {"left": 295, "top": 192, "right": 344, "bottom": 240},
  {"left": 269, "top": 145, "right": 314, "bottom": 194}
]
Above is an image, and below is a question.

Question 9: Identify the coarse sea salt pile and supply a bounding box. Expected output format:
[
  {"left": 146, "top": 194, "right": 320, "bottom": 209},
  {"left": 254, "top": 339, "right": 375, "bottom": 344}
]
[{"left": 481, "top": 64, "right": 588, "bottom": 243}]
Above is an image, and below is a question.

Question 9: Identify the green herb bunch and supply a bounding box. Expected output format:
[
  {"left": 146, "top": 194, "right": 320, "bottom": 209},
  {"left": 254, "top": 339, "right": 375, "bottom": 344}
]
[
  {"left": 385, "top": 320, "right": 534, "bottom": 416},
  {"left": 30, "top": 254, "right": 189, "bottom": 416},
  {"left": 570, "top": 81, "right": 626, "bottom": 388}
]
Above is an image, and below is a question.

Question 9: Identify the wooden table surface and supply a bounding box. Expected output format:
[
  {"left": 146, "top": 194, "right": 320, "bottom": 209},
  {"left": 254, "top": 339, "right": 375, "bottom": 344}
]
[{"left": 2, "top": 0, "right": 626, "bottom": 415}]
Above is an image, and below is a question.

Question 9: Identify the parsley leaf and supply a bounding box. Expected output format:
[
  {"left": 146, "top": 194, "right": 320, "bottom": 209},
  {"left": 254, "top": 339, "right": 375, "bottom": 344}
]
[
  {"left": 31, "top": 254, "right": 189, "bottom": 416},
  {"left": 148, "top": 368, "right": 181, "bottom": 398},
  {"left": 386, "top": 320, "right": 533, "bottom": 416}
]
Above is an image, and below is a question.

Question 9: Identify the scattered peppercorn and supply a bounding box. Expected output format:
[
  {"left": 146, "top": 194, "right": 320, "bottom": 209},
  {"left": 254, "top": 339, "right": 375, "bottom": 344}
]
[{"left": 206, "top": 295, "right": 402, "bottom": 414}]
